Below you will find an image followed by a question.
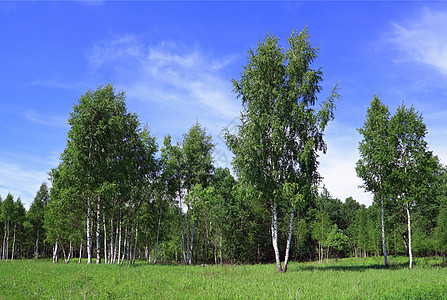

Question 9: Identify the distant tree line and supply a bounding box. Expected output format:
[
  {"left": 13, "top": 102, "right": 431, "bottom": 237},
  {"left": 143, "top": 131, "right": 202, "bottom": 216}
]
[{"left": 1, "top": 28, "right": 446, "bottom": 271}]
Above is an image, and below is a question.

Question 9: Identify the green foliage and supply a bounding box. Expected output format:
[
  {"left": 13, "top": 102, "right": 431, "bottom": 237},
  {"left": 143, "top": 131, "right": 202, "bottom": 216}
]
[
  {"left": 226, "top": 27, "right": 338, "bottom": 271},
  {"left": 356, "top": 96, "right": 392, "bottom": 197},
  {"left": 226, "top": 28, "right": 338, "bottom": 203},
  {"left": 181, "top": 121, "right": 215, "bottom": 192},
  {"left": 434, "top": 205, "right": 447, "bottom": 255},
  {"left": 326, "top": 225, "right": 351, "bottom": 258}
]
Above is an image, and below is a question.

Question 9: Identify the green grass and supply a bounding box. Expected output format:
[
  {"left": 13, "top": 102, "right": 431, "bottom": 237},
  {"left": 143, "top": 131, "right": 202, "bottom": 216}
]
[{"left": 0, "top": 256, "right": 446, "bottom": 299}]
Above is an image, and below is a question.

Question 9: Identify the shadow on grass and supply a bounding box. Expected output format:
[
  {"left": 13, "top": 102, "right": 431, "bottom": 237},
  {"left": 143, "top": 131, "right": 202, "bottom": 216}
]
[{"left": 291, "top": 261, "right": 410, "bottom": 272}]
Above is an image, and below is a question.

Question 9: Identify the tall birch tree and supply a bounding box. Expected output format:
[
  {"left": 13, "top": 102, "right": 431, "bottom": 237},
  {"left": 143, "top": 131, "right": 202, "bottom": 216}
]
[
  {"left": 28, "top": 183, "right": 49, "bottom": 259},
  {"left": 356, "top": 96, "right": 392, "bottom": 268},
  {"left": 225, "top": 27, "right": 338, "bottom": 272},
  {"left": 388, "top": 104, "right": 439, "bottom": 269},
  {"left": 181, "top": 122, "right": 215, "bottom": 265},
  {"left": 63, "top": 83, "right": 147, "bottom": 264},
  {"left": 1, "top": 194, "right": 15, "bottom": 261}
]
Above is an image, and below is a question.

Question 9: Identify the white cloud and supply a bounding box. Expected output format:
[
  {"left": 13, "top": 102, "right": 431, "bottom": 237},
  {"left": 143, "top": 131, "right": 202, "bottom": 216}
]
[
  {"left": 390, "top": 8, "right": 447, "bottom": 75},
  {"left": 23, "top": 109, "right": 68, "bottom": 129},
  {"left": 319, "top": 121, "right": 373, "bottom": 206},
  {"left": 0, "top": 161, "right": 48, "bottom": 210},
  {"left": 85, "top": 35, "right": 242, "bottom": 168},
  {"left": 87, "top": 36, "right": 240, "bottom": 120}
]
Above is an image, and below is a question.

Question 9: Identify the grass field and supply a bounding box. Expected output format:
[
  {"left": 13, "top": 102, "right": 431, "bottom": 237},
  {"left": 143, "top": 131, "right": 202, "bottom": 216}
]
[{"left": 1, "top": 256, "right": 446, "bottom": 299}]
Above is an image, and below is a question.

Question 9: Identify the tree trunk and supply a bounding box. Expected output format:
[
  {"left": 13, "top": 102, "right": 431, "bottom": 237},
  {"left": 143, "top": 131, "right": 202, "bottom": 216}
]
[
  {"left": 271, "top": 203, "right": 282, "bottom": 272},
  {"left": 53, "top": 239, "right": 58, "bottom": 263},
  {"left": 2, "top": 221, "right": 7, "bottom": 261},
  {"left": 5, "top": 221, "right": 9, "bottom": 261},
  {"left": 145, "top": 242, "right": 149, "bottom": 264},
  {"left": 117, "top": 210, "right": 122, "bottom": 264},
  {"left": 96, "top": 195, "right": 101, "bottom": 264},
  {"left": 64, "top": 240, "right": 73, "bottom": 264},
  {"left": 283, "top": 207, "right": 295, "bottom": 272},
  {"left": 186, "top": 212, "right": 191, "bottom": 265},
  {"left": 11, "top": 223, "right": 16, "bottom": 261},
  {"left": 103, "top": 214, "right": 107, "bottom": 264},
  {"left": 160, "top": 243, "right": 164, "bottom": 264},
  {"left": 133, "top": 214, "right": 139, "bottom": 265},
  {"left": 120, "top": 224, "right": 128, "bottom": 265},
  {"left": 180, "top": 209, "right": 187, "bottom": 264},
  {"left": 154, "top": 203, "right": 163, "bottom": 264},
  {"left": 319, "top": 242, "right": 322, "bottom": 263},
  {"left": 78, "top": 240, "right": 82, "bottom": 264},
  {"left": 109, "top": 216, "right": 114, "bottom": 264},
  {"left": 380, "top": 196, "right": 389, "bottom": 268},
  {"left": 219, "top": 234, "right": 222, "bottom": 265},
  {"left": 402, "top": 234, "right": 408, "bottom": 256},
  {"left": 34, "top": 228, "right": 39, "bottom": 260},
  {"left": 113, "top": 217, "right": 119, "bottom": 264},
  {"left": 189, "top": 222, "right": 195, "bottom": 265},
  {"left": 405, "top": 203, "right": 413, "bottom": 269},
  {"left": 87, "top": 195, "right": 92, "bottom": 264}
]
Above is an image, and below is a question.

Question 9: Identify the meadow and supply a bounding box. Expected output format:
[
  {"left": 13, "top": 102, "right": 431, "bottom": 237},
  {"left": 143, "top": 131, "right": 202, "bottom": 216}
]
[{"left": 0, "top": 257, "right": 446, "bottom": 299}]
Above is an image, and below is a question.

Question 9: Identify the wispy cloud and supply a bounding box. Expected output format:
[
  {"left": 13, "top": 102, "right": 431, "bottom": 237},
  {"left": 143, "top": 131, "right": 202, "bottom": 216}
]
[
  {"left": 0, "top": 160, "right": 48, "bottom": 209},
  {"left": 85, "top": 35, "right": 242, "bottom": 170},
  {"left": 23, "top": 109, "right": 68, "bottom": 129},
  {"left": 390, "top": 8, "right": 447, "bottom": 75},
  {"left": 319, "top": 121, "right": 373, "bottom": 206},
  {"left": 86, "top": 36, "right": 240, "bottom": 120}
]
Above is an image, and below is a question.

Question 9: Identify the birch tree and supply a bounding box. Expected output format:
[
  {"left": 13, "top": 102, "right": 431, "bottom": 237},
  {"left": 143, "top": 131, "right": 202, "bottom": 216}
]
[
  {"left": 388, "top": 104, "right": 439, "bottom": 269},
  {"left": 434, "top": 205, "right": 447, "bottom": 265},
  {"left": 225, "top": 27, "right": 338, "bottom": 272},
  {"left": 63, "top": 83, "right": 149, "bottom": 264},
  {"left": 10, "top": 198, "right": 26, "bottom": 260},
  {"left": 1, "top": 194, "right": 14, "bottom": 261},
  {"left": 28, "top": 183, "right": 49, "bottom": 259},
  {"left": 356, "top": 96, "right": 392, "bottom": 268},
  {"left": 181, "top": 122, "right": 215, "bottom": 265}
]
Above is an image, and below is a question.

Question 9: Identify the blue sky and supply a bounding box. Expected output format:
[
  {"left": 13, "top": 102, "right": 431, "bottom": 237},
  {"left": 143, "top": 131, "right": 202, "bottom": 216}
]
[{"left": 1, "top": 1, "right": 447, "bottom": 209}]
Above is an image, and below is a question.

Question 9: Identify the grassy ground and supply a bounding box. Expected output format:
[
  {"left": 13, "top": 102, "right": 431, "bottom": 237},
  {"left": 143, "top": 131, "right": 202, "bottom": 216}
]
[{"left": 0, "top": 256, "right": 446, "bottom": 299}]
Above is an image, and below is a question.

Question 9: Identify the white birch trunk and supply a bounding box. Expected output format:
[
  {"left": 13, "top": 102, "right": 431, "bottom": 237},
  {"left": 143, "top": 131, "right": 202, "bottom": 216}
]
[
  {"left": 189, "top": 222, "right": 195, "bottom": 265},
  {"left": 113, "top": 217, "right": 118, "bottom": 264},
  {"left": 87, "top": 195, "right": 92, "bottom": 264},
  {"left": 53, "top": 239, "right": 58, "bottom": 263},
  {"left": 34, "top": 228, "right": 39, "bottom": 260},
  {"left": 5, "top": 222, "right": 9, "bottom": 261},
  {"left": 78, "top": 240, "right": 82, "bottom": 264},
  {"left": 160, "top": 243, "right": 163, "bottom": 264},
  {"left": 2, "top": 221, "right": 7, "bottom": 261},
  {"left": 186, "top": 213, "right": 191, "bottom": 265},
  {"left": 180, "top": 210, "right": 187, "bottom": 264},
  {"left": 11, "top": 223, "right": 16, "bottom": 261},
  {"left": 318, "top": 242, "right": 322, "bottom": 264},
  {"left": 63, "top": 240, "right": 72, "bottom": 264},
  {"left": 120, "top": 224, "right": 127, "bottom": 265},
  {"left": 117, "top": 211, "right": 122, "bottom": 264},
  {"left": 219, "top": 234, "right": 222, "bottom": 265},
  {"left": 380, "top": 196, "right": 389, "bottom": 268},
  {"left": 214, "top": 236, "right": 218, "bottom": 265},
  {"left": 96, "top": 195, "right": 101, "bottom": 264},
  {"left": 127, "top": 224, "right": 132, "bottom": 265},
  {"left": 109, "top": 216, "right": 114, "bottom": 264},
  {"left": 133, "top": 216, "right": 139, "bottom": 265},
  {"left": 154, "top": 204, "right": 163, "bottom": 264},
  {"left": 271, "top": 204, "right": 282, "bottom": 272},
  {"left": 145, "top": 243, "right": 149, "bottom": 264},
  {"left": 103, "top": 214, "right": 107, "bottom": 264},
  {"left": 405, "top": 203, "right": 413, "bottom": 269},
  {"left": 283, "top": 207, "right": 295, "bottom": 272}
]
